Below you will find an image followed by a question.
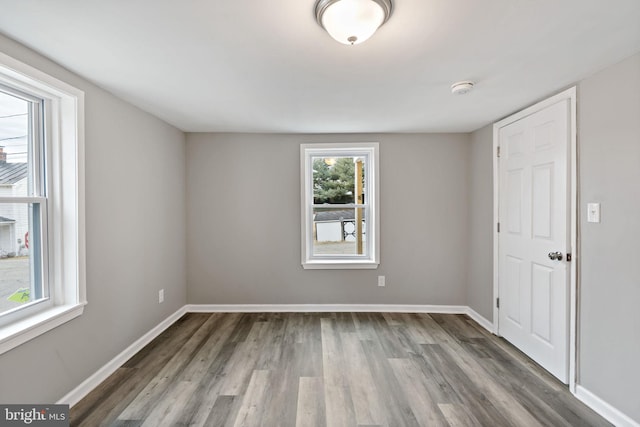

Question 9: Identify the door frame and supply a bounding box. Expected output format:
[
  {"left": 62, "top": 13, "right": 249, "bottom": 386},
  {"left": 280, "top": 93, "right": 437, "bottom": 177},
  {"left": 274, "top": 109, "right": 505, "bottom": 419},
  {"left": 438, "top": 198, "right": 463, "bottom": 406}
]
[{"left": 492, "top": 86, "right": 578, "bottom": 392}]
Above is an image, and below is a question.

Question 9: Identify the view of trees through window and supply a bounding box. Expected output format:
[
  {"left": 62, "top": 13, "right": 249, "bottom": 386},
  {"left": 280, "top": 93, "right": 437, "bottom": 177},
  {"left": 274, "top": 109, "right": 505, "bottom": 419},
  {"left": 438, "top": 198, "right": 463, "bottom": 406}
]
[{"left": 312, "top": 157, "right": 362, "bottom": 204}]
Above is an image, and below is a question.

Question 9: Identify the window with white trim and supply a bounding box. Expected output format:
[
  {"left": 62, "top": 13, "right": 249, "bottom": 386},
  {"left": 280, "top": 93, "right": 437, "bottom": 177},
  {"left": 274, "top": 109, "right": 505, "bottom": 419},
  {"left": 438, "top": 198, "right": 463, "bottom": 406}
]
[
  {"left": 0, "top": 51, "right": 85, "bottom": 355},
  {"left": 301, "top": 143, "right": 379, "bottom": 269}
]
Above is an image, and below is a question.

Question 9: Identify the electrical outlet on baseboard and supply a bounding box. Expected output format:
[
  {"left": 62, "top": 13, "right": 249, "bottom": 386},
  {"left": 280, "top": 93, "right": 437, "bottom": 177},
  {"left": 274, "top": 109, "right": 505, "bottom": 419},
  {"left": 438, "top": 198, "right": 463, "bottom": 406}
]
[{"left": 159, "top": 289, "right": 164, "bottom": 304}]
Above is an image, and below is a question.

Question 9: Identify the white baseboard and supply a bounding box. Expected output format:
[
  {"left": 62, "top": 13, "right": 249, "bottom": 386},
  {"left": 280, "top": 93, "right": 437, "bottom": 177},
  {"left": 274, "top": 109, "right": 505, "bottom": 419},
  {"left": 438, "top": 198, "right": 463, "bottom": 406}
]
[
  {"left": 57, "top": 306, "right": 187, "bottom": 407},
  {"left": 465, "top": 307, "right": 494, "bottom": 333},
  {"left": 185, "top": 303, "right": 470, "bottom": 313},
  {"left": 575, "top": 385, "right": 639, "bottom": 427},
  {"left": 186, "top": 305, "right": 495, "bottom": 333}
]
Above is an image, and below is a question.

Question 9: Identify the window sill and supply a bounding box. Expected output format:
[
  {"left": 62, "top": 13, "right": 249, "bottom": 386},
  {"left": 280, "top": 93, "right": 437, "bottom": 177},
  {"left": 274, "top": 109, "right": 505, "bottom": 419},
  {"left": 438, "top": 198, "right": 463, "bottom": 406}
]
[
  {"left": 302, "top": 260, "right": 379, "bottom": 270},
  {"left": 0, "top": 302, "right": 86, "bottom": 355}
]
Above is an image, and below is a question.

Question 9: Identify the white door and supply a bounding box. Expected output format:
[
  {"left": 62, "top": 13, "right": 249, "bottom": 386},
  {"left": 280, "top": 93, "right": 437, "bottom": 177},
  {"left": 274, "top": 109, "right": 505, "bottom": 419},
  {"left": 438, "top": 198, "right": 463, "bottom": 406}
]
[{"left": 497, "top": 98, "right": 571, "bottom": 383}]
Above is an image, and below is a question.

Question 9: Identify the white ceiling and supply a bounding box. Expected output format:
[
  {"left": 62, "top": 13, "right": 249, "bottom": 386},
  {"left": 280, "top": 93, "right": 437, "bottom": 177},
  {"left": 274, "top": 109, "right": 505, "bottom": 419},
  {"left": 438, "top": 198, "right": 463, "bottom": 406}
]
[{"left": 1, "top": 0, "right": 639, "bottom": 133}]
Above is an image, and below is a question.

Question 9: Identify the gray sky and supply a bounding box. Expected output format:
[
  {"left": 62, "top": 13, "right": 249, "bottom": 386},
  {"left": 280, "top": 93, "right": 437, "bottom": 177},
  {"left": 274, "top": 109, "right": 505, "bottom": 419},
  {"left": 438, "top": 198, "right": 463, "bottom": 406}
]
[{"left": 0, "top": 90, "right": 28, "bottom": 163}]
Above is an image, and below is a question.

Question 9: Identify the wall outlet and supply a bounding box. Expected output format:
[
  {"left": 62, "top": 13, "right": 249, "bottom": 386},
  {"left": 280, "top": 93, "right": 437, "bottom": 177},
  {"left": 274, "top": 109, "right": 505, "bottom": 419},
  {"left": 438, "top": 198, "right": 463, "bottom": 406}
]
[
  {"left": 158, "top": 289, "right": 164, "bottom": 303},
  {"left": 378, "top": 276, "right": 386, "bottom": 287}
]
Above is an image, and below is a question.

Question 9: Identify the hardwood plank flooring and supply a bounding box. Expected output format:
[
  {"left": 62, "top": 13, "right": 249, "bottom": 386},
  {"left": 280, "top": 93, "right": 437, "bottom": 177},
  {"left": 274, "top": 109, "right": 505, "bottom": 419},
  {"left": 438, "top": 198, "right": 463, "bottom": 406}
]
[{"left": 71, "top": 313, "right": 611, "bottom": 427}]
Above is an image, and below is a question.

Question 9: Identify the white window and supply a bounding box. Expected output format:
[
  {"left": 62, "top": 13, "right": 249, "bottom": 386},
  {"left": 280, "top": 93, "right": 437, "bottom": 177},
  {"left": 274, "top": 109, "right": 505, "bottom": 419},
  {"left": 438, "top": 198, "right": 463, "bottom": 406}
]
[
  {"left": 301, "top": 143, "right": 379, "bottom": 269},
  {"left": 0, "top": 51, "right": 85, "bottom": 354}
]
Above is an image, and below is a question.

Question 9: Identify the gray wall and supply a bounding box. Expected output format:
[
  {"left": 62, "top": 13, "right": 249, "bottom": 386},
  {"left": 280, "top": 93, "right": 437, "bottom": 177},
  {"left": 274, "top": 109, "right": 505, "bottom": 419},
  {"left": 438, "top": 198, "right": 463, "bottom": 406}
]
[
  {"left": 186, "top": 133, "right": 470, "bottom": 305},
  {"left": 467, "top": 125, "right": 494, "bottom": 321},
  {"left": 577, "top": 52, "right": 640, "bottom": 422},
  {"left": 0, "top": 35, "right": 187, "bottom": 403}
]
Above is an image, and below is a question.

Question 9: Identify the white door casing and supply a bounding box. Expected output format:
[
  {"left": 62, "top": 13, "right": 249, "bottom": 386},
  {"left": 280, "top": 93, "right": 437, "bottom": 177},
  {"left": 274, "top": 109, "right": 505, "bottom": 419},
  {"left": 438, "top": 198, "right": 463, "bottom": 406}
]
[{"left": 494, "top": 88, "right": 576, "bottom": 385}]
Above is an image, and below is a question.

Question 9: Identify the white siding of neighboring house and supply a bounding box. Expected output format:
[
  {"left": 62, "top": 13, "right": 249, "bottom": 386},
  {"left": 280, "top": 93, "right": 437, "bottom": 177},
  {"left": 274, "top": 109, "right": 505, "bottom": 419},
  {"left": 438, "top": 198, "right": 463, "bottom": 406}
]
[
  {"left": 0, "top": 177, "right": 28, "bottom": 255},
  {"left": 315, "top": 220, "right": 366, "bottom": 243},
  {"left": 0, "top": 223, "right": 15, "bottom": 254},
  {"left": 316, "top": 221, "right": 343, "bottom": 242}
]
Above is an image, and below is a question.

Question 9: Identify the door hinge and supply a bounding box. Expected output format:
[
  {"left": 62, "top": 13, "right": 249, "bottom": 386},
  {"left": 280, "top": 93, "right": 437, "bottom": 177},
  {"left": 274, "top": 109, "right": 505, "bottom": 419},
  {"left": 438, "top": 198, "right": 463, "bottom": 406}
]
[
  {"left": 496, "top": 298, "right": 500, "bottom": 309},
  {"left": 497, "top": 222, "right": 500, "bottom": 233},
  {"left": 566, "top": 253, "right": 572, "bottom": 262},
  {"left": 497, "top": 146, "right": 501, "bottom": 157}
]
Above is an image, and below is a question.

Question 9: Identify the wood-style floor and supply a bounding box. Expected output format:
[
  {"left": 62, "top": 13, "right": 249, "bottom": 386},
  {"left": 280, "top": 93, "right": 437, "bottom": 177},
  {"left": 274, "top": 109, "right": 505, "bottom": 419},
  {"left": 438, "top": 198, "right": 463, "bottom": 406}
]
[{"left": 71, "top": 312, "right": 610, "bottom": 426}]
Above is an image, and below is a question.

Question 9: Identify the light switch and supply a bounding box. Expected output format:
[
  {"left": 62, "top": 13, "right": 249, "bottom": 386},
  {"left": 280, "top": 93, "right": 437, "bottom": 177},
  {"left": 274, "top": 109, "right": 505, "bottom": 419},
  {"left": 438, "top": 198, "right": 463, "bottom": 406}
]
[{"left": 587, "top": 203, "right": 600, "bottom": 223}]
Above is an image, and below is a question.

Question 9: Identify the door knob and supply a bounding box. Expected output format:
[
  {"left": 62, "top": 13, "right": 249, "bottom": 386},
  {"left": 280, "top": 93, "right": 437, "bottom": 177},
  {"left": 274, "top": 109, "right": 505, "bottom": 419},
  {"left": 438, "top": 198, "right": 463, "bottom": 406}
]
[{"left": 548, "top": 252, "right": 563, "bottom": 261}]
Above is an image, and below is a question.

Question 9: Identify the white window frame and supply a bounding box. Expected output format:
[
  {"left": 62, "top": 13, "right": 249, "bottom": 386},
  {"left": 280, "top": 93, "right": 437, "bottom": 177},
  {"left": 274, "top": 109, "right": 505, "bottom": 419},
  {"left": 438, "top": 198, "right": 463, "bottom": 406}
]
[
  {"left": 0, "top": 51, "right": 86, "bottom": 355},
  {"left": 300, "top": 142, "right": 379, "bottom": 269}
]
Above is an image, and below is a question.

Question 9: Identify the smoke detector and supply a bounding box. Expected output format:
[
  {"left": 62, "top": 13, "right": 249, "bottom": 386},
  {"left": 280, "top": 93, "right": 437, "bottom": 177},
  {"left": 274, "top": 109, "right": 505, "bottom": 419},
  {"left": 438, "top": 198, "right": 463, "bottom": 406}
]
[{"left": 451, "top": 81, "right": 474, "bottom": 95}]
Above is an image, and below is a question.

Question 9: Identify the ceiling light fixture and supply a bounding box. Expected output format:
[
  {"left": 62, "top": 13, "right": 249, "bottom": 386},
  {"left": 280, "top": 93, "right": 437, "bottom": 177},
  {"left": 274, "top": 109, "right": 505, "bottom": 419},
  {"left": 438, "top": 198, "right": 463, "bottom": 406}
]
[{"left": 315, "top": 0, "right": 393, "bottom": 45}]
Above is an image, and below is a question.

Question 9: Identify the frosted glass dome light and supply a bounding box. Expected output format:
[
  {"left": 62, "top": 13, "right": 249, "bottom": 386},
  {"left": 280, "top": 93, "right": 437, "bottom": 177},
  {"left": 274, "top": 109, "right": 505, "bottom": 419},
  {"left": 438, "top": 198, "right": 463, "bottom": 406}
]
[{"left": 315, "top": 0, "right": 393, "bottom": 45}]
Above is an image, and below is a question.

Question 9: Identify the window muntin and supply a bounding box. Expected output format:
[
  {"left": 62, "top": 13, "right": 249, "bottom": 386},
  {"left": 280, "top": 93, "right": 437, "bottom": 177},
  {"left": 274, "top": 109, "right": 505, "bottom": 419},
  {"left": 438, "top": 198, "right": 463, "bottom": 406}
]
[{"left": 301, "top": 143, "right": 379, "bottom": 269}]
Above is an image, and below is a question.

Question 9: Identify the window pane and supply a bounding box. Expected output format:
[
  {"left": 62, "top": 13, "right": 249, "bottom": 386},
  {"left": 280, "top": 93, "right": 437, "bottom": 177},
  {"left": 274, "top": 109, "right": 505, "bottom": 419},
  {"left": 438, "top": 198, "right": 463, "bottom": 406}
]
[
  {"left": 312, "top": 207, "right": 366, "bottom": 256},
  {"left": 312, "top": 156, "right": 365, "bottom": 204},
  {"left": 0, "top": 89, "right": 32, "bottom": 197},
  {"left": 0, "top": 203, "right": 44, "bottom": 316}
]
